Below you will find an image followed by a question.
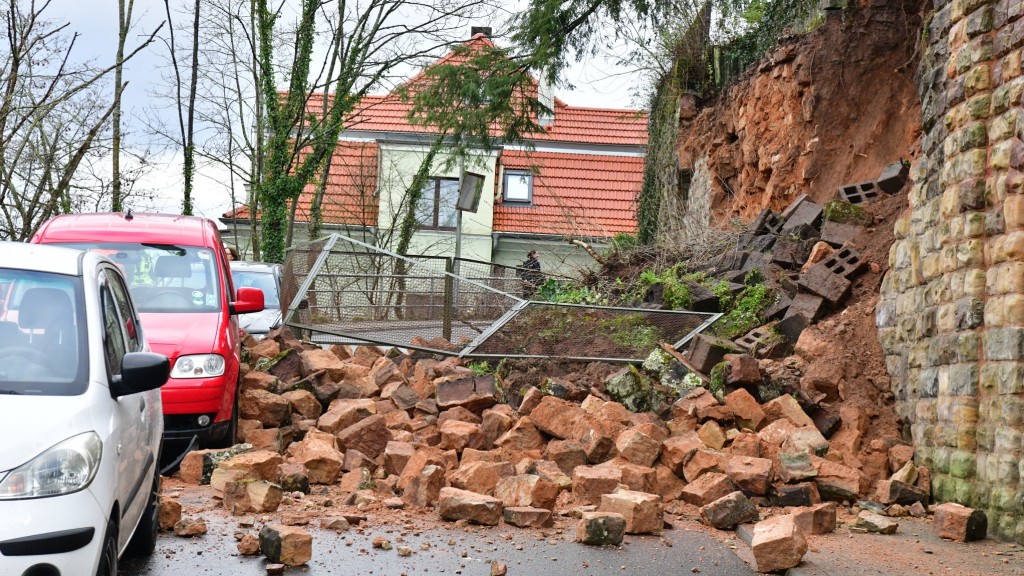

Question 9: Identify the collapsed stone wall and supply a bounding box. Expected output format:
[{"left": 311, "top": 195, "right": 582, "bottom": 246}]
[
  {"left": 672, "top": 2, "right": 923, "bottom": 232},
  {"left": 877, "top": 0, "right": 1024, "bottom": 542}
]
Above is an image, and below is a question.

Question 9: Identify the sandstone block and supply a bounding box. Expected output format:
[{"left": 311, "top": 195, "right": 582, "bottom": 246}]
[
  {"left": 240, "top": 389, "right": 291, "bottom": 427},
  {"left": 572, "top": 465, "right": 623, "bottom": 505},
  {"left": 259, "top": 524, "right": 313, "bottom": 566},
  {"left": 810, "top": 456, "right": 862, "bottom": 501},
  {"left": 751, "top": 515, "right": 807, "bottom": 573},
  {"left": 503, "top": 506, "right": 552, "bottom": 528},
  {"left": 653, "top": 465, "right": 686, "bottom": 501},
  {"left": 792, "top": 502, "right": 836, "bottom": 535},
  {"left": 243, "top": 427, "right": 284, "bottom": 453},
  {"left": 384, "top": 441, "right": 416, "bottom": 476},
  {"left": 683, "top": 448, "right": 726, "bottom": 483},
  {"left": 680, "top": 472, "right": 737, "bottom": 506},
  {"left": 670, "top": 388, "right": 719, "bottom": 420},
  {"left": 659, "top": 432, "right": 703, "bottom": 476},
  {"left": 481, "top": 408, "right": 514, "bottom": 448},
  {"left": 529, "top": 395, "right": 583, "bottom": 439},
  {"left": 439, "top": 419, "right": 485, "bottom": 453},
  {"left": 700, "top": 491, "right": 759, "bottom": 530},
  {"left": 237, "top": 533, "right": 260, "bottom": 555},
  {"left": 545, "top": 440, "right": 588, "bottom": 475},
  {"left": 516, "top": 386, "right": 544, "bottom": 415},
  {"left": 279, "top": 463, "right": 309, "bottom": 494},
  {"left": 158, "top": 496, "right": 181, "bottom": 531},
  {"left": 336, "top": 414, "right": 392, "bottom": 458},
  {"left": 287, "top": 432, "right": 343, "bottom": 484},
  {"left": 762, "top": 394, "right": 815, "bottom": 428},
  {"left": 576, "top": 512, "right": 626, "bottom": 545},
  {"left": 933, "top": 502, "right": 987, "bottom": 542},
  {"left": 397, "top": 447, "right": 449, "bottom": 492},
  {"left": 173, "top": 517, "right": 207, "bottom": 537},
  {"left": 436, "top": 375, "right": 498, "bottom": 413},
  {"left": 403, "top": 464, "right": 445, "bottom": 508},
  {"left": 615, "top": 428, "right": 661, "bottom": 467},
  {"left": 317, "top": 399, "right": 376, "bottom": 434},
  {"left": 782, "top": 426, "right": 830, "bottom": 456},
  {"left": 597, "top": 459, "right": 656, "bottom": 493},
  {"left": 875, "top": 479, "right": 928, "bottom": 505},
  {"left": 724, "top": 388, "right": 766, "bottom": 431},
  {"left": 853, "top": 511, "right": 898, "bottom": 534},
  {"left": 494, "top": 474, "right": 559, "bottom": 510},
  {"left": 438, "top": 487, "right": 503, "bottom": 525},
  {"left": 494, "top": 417, "right": 545, "bottom": 451},
  {"left": 299, "top": 348, "right": 347, "bottom": 381},
  {"left": 219, "top": 450, "right": 283, "bottom": 483},
  {"left": 697, "top": 420, "right": 727, "bottom": 450},
  {"left": 726, "top": 456, "right": 773, "bottom": 495},
  {"left": 224, "top": 480, "right": 282, "bottom": 514},
  {"left": 281, "top": 389, "right": 322, "bottom": 420},
  {"left": 724, "top": 353, "right": 762, "bottom": 387},
  {"left": 773, "top": 483, "right": 821, "bottom": 507},
  {"left": 598, "top": 489, "right": 662, "bottom": 534}
]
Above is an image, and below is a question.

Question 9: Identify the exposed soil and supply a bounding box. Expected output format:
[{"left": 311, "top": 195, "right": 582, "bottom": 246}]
[
  {"left": 496, "top": 358, "right": 621, "bottom": 406},
  {"left": 677, "top": 0, "right": 926, "bottom": 223},
  {"left": 472, "top": 304, "right": 708, "bottom": 360}
]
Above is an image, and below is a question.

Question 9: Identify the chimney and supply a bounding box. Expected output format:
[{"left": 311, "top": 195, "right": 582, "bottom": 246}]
[
  {"left": 538, "top": 80, "right": 555, "bottom": 127},
  {"left": 471, "top": 26, "right": 491, "bottom": 38}
]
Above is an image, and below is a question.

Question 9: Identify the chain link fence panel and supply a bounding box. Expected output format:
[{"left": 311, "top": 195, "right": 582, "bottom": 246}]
[{"left": 283, "top": 233, "right": 719, "bottom": 362}]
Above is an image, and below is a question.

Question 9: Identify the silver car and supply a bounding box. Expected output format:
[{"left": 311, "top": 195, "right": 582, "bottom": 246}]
[{"left": 229, "top": 261, "right": 283, "bottom": 339}]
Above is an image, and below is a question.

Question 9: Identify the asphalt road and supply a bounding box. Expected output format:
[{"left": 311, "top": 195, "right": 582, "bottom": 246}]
[{"left": 121, "top": 514, "right": 755, "bottom": 576}]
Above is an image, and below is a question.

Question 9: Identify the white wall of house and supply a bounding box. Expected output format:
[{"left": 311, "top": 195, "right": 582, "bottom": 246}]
[
  {"left": 493, "top": 235, "right": 605, "bottom": 279},
  {"left": 376, "top": 143, "right": 498, "bottom": 262}
]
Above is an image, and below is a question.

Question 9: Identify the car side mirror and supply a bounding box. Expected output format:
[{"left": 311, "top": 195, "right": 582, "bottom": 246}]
[
  {"left": 111, "top": 352, "right": 170, "bottom": 398},
  {"left": 231, "top": 286, "right": 265, "bottom": 314}
]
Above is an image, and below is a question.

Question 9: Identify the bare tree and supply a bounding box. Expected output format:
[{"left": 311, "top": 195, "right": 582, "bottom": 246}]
[{"left": 0, "top": 0, "right": 160, "bottom": 240}]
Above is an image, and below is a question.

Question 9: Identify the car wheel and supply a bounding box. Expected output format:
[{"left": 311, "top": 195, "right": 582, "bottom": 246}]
[
  {"left": 125, "top": 471, "right": 160, "bottom": 557},
  {"left": 95, "top": 519, "right": 118, "bottom": 576},
  {"left": 212, "top": 388, "right": 239, "bottom": 449}
]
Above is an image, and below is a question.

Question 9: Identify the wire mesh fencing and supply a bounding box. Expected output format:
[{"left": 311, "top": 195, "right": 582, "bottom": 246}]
[
  {"left": 282, "top": 233, "right": 720, "bottom": 361},
  {"left": 282, "top": 234, "right": 525, "bottom": 354},
  {"left": 463, "top": 302, "right": 718, "bottom": 362}
]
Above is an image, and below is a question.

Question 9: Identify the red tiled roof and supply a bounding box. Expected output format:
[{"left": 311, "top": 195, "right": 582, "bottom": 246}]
[
  {"left": 224, "top": 141, "right": 378, "bottom": 226},
  {"left": 493, "top": 150, "right": 641, "bottom": 237},
  {"left": 336, "top": 94, "right": 648, "bottom": 147},
  {"left": 309, "top": 34, "right": 648, "bottom": 147}
]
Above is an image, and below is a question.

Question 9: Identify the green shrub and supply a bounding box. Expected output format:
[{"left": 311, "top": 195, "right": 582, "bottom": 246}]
[
  {"left": 537, "top": 278, "right": 608, "bottom": 305},
  {"left": 468, "top": 360, "right": 492, "bottom": 376},
  {"left": 824, "top": 200, "right": 872, "bottom": 225},
  {"left": 711, "top": 280, "right": 775, "bottom": 339}
]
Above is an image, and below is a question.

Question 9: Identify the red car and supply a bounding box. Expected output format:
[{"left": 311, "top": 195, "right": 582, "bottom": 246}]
[{"left": 33, "top": 212, "right": 264, "bottom": 448}]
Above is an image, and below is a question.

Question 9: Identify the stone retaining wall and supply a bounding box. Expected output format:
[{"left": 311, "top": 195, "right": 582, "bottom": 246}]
[{"left": 878, "top": 0, "right": 1024, "bottom": 542}]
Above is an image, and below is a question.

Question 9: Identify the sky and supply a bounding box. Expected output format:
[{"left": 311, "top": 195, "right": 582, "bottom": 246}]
[{"left": 44, "top": 0, "right": 647, "bottom": 223}]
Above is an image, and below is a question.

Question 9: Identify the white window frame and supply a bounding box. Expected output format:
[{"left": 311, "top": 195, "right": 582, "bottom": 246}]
[{"left": 502, "top": 170, "right": 533, "bottom": 204}]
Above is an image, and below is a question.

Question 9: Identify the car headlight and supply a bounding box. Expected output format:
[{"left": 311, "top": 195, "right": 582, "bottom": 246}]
[
  {"left": 171, "top": 354, "right": 226, "bottom": 379},
  {"left": 0, "top": 432, "right": 102, "bottom": 499}
]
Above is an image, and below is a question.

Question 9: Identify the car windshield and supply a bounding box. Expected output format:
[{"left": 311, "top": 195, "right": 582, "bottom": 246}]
[
  {"left": 57, "top": 242, "right": 221, "bottom": 313},
  {"left": 0, "top": 268, "right": 88, "bottom": 396},
  {"left": 231, "top": 270, "right": 280, "bottom": 308}
]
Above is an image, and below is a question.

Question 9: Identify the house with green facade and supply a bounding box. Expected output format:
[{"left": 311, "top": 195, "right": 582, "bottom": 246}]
[{"left": 222, "top": 34, "right": 647, "bottom": 276}]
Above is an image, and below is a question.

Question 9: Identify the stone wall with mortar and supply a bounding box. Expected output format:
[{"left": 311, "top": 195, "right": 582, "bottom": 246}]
[{"left": 877, "top": 0, "right": 1024, "bottom": 543}]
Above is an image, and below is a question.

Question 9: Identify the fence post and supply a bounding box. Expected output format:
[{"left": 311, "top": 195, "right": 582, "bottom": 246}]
[{"left": 443, "top": 257, "right": 454, "bottom": 341}]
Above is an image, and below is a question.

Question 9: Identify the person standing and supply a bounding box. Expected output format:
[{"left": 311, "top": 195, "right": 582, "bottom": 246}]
[{"left": 518, "top": 250, "right": 542, "bottom": 298}]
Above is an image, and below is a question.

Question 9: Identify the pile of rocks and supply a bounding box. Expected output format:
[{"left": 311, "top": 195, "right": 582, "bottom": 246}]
[
  {"left": 662, "top": 160, "right": 909, "bottom": 362},
  {"left": 158, "top": 321, "right": 983, "bottom": 571}
]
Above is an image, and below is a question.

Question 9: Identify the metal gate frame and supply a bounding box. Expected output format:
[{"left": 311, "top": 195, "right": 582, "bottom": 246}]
[{"left": 283, "top": 233, "right": 721, "bottom": 362}]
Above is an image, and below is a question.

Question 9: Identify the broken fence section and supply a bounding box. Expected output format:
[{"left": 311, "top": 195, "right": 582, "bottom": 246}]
[{"left": 282, "top": 233, "right": 720, "bottom": 362}]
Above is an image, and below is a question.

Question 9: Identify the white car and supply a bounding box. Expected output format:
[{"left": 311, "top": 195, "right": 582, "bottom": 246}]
[{"left": 0, "top": 243, "right": 169, "bottom": 576}]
